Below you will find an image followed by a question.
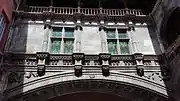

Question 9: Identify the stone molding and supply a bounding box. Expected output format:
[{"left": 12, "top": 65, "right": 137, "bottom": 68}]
[{"left": 4, "top": 71, "right": 171, "bottom": 101}]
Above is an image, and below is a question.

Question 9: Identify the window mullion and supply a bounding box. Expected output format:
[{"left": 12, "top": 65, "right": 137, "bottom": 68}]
[
  {"left": 47, "top": 28, "right": 53, "bottom": 52},
  {"left": 61, "top": 27, "right": 65, "bottom": 53},
  {"left": 116, "top": 28, "right": 121, "bottom": 55}
]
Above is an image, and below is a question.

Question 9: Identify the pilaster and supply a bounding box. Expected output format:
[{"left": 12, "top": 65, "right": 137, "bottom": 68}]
[
  {"left": 99, "top": 25, "right": 108, "bottom": 53},
  {"left": 42, "top": 21, "right": 51, "bottom": 52},
  {"left": 128, "top": 21, "right": 138, "bottom": 54},
  {"left": 75, "top": 25, "right": 83, "bottom": 53}
]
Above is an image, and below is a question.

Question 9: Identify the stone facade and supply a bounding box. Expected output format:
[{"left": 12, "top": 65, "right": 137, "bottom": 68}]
[{"left": 2, "top": 0, "right": 180, "bottom": 101}]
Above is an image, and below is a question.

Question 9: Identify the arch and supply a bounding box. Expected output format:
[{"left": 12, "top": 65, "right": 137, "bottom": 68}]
[
  {"left": 4, "top": 71, "right": 170, "bottom": 101},
  {"left": 160, "top": 7, "right": 180, "bottom": 48}
]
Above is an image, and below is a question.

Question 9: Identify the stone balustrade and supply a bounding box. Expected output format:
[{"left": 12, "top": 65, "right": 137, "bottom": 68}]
[{"left": 23, "top": 6, "right": 145, "bottom": 16}]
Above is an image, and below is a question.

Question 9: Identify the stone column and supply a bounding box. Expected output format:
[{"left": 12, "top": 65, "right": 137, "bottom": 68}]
[
  {"left": 128, "top": 22, "right": 139, "bottom": 54},
  {"left": 42, "top": 24, "right": 50, "bottom": 52},
  {"left": 99, "top": 26, "right": 108, "bottom": 53},
  {"left": 75, "top": 26, "right": 82, "bottom": 53}
]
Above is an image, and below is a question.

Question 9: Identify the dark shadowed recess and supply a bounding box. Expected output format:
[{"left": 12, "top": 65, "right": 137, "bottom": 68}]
[{"left": 48, "top": 92, "right": 129, "bottom": 101}]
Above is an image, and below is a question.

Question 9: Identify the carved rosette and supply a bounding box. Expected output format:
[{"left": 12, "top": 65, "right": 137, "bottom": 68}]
[
  {"left": 36, "top": 52, "right": 50, "bottom": 76},
  {"left": 133, "top": 53, "right": 144, "bottom": 76},
  {"left": 73, "top": 53, "right": 84, "bottom": 77},
  {"left": 99, "top": 53, "right": 111, "bottom": 76}
]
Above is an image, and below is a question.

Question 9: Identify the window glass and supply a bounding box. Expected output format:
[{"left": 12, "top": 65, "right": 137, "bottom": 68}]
[
  {"left": 52, "top": 28, "right": 62, "bottom": 37},
  {"left": 107, "top": 30, "right": 116, "bottom": 39},
  {"left": 50, "top": 40, "right": 61, "bottom": 54},
  {"left": 119, "top": 41, "right": 129, "bottom": 54},
  {"left": 108, "top": 41, "right": 118, "bottom": 54},
  {"left": 64, "top": 40, "right": 74, "bottom": 53}
]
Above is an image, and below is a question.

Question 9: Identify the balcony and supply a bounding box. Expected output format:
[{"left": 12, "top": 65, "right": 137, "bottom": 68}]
[{"left": 21, "top": 6, "right": 145, "bottom": 16}]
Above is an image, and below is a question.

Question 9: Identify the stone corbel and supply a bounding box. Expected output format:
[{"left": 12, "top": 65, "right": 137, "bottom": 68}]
[
  {"left": 73, "top": 53, "right": 84, "bottom": 77},
  {"left": 37, "top": 65, "right": 46, "bottom": 76},
  {"left": 99, "top": 53, "right": 111, "bottom": 76},
  {"left": 134, "top": 53, "right": 144, "bottom": 76},
  {"left": 36, "top": 52, "right": 50, "bottom": 76}
]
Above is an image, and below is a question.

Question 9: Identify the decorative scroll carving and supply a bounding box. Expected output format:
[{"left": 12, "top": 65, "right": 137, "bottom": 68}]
[
  {"left": 144, "top": 72, "right": 163, "bottom": 82},
  {"left": 8, "top": 72, "right": 39, "bottom": 84},
  {"left": 8, "top": 72, "right": 23, "bottom": 84},
  {"left": 24, "top": 72, "right": 38, "bottom": 79}
]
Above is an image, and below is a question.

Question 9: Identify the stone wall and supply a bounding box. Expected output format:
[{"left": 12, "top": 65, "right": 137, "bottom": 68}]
[
  {"left": 152, "top": 0, "right": 180, "bottom": 101},
  {"left": 6, "top": 20, "right": 162, "bottom": 55}
]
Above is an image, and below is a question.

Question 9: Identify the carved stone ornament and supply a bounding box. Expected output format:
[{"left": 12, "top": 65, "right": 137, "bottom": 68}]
[
  {"left": 8, "top": 72, "right": 23, "bottom": 84},
  {"left": 24, "top": 72, "right": 38, "bottom": 79},
  {"left": 37, "top": 65, "right": 46, "bottom": 76},
  {"left": 74, "top": 65, "right": 82, "bottom": 77},
  {"left": 102, "top": 65, "right": 110, "bottom": 76},
  {"left": 136, "top": 66, "right": 144, "bottom": 77}
]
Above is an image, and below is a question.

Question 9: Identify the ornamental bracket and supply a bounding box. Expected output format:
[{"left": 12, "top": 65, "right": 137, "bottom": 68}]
[
  {"left": 99, "top": 53, "right": 111, "bottom": 76},
  {"left": 73, "top": 53, "right": 84, "bottom": 77}
]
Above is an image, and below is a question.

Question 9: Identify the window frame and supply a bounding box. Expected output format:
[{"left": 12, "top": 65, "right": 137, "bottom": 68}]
[
  {"left": 106, "top": 28, "right": 130, "bottom": 55},
  {"left": 50, "top": 27, "right": 75, "bottom": 54}
]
